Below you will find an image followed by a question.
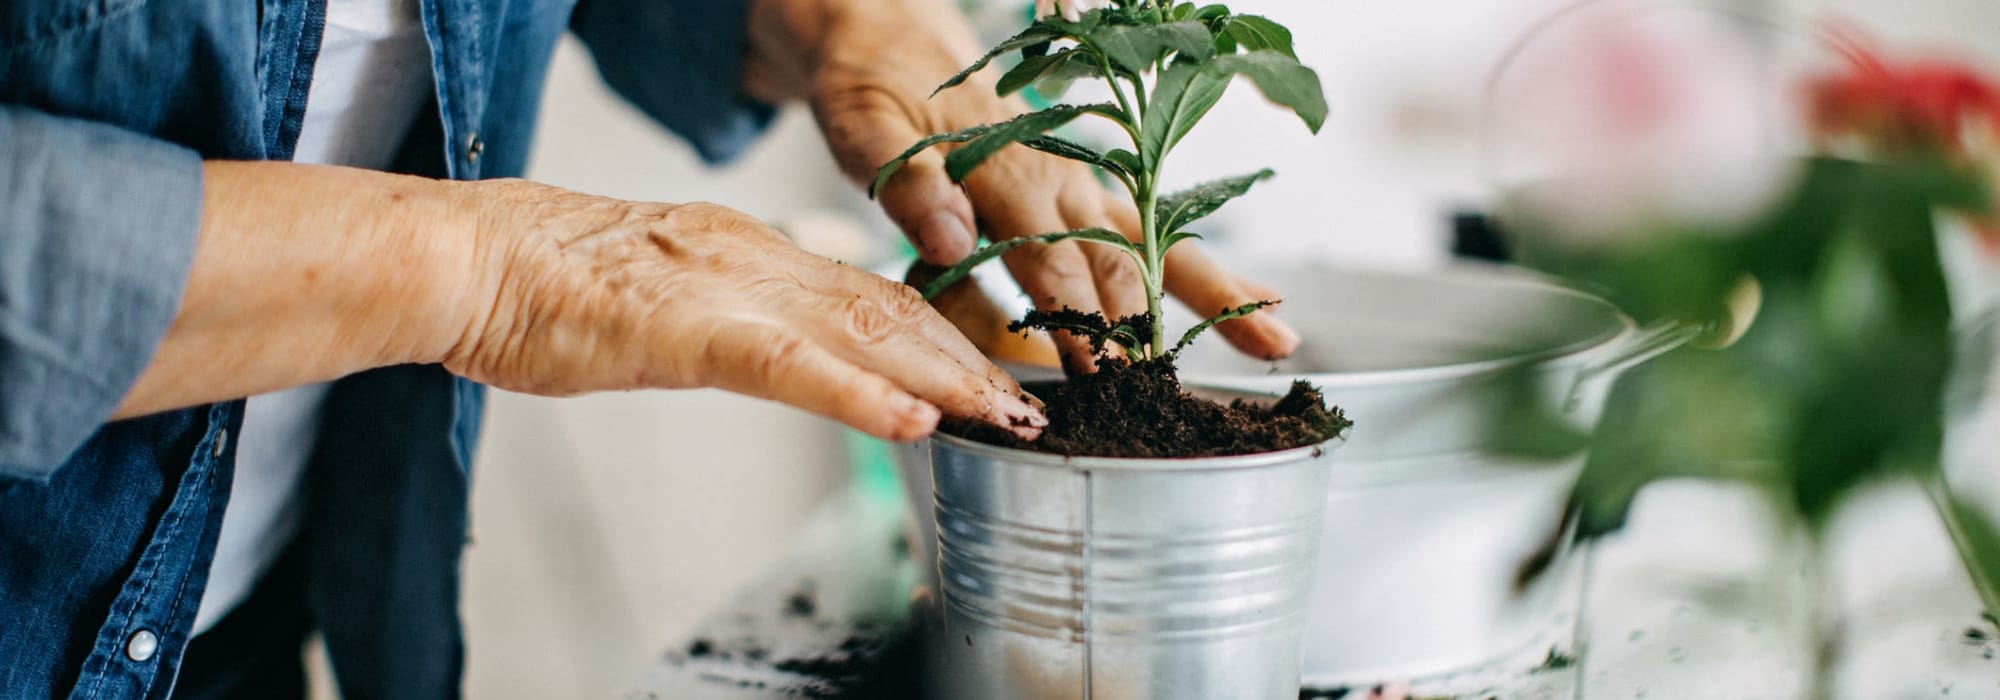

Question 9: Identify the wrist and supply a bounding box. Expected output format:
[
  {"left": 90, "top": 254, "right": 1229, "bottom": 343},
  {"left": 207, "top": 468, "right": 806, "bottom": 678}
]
[{"left": 409, "top": 177, "right": 511, "bottom": 370}]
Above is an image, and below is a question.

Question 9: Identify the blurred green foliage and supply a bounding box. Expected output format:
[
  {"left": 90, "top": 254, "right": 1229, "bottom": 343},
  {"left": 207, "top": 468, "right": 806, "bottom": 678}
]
[{"left": 1504, "top": 155, "right": 2000, "bottom": 618}]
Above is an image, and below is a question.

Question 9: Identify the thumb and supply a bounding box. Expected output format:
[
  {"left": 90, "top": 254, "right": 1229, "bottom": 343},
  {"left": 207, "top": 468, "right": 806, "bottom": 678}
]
[{"left": 814, "top": 88, "right": 978, "bottom": 266}]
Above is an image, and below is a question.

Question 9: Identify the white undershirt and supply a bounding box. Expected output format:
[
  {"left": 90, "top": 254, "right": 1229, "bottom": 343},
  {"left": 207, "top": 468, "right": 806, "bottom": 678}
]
[{"left": 192, "top": 0, "right": 434, "bottom": 634}]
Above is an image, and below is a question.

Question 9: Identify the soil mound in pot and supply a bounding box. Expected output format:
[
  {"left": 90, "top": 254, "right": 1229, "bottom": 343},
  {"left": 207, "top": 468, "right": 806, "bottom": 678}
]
[{"left": 945, "top": 354, "right": 1350, "bottom": 459}]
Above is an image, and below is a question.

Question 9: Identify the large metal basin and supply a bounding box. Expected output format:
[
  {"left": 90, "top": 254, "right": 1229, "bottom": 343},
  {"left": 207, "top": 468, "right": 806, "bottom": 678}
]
[{"left": 1176, "top": 262, "right": 1685, "bottom": 683}]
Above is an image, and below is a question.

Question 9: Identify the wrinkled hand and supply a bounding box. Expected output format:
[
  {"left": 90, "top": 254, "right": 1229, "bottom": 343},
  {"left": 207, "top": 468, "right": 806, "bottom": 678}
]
[
  {"left": 802, "top": 1, "right": 1301, "bottom": 370},
  {"left": 442, "top": 180, "right": 1046, "bottom": 441}
]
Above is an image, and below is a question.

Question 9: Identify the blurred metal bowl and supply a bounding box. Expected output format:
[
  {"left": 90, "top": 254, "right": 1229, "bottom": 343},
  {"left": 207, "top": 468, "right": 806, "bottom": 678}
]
[{"left": 1176, "top": 262, "right": 1693, "bottom": 683}]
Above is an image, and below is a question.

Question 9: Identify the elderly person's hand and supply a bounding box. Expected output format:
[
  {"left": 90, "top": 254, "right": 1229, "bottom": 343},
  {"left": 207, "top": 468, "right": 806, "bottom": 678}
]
[
  {"left": 744, "top": 0, "right": 1301, "bottom": 371},
  {"left": 120, "top": 163, "right": 1045, "bottom": 442}
]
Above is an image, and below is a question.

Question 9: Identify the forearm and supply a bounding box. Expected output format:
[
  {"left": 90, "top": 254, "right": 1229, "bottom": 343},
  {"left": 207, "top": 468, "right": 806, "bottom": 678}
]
[{"left": 113, "top": 162, "right": 480, "bottom": 418}]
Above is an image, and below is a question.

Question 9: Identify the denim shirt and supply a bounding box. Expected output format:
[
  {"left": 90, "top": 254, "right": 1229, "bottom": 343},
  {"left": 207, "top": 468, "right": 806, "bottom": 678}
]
[{"left": 0, "top": 0, "right": 773, "bottom": 696}]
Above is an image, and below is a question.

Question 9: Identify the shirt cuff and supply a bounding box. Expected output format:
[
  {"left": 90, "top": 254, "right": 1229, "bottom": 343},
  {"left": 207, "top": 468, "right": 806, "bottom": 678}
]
[{"left": 0, "top": 105, "right": 204, "bottom": 481}]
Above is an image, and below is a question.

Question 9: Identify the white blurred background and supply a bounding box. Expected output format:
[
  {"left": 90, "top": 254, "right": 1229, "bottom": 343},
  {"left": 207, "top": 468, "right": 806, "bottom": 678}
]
[{"left": 454, "top": 1, "right": 2000, "bottom": 697}]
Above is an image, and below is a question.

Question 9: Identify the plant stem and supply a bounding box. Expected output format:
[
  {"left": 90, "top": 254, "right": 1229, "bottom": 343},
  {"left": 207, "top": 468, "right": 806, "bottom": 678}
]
[
  {"left": 1129, "top": 72, "right": 1149, "bottom": 121},
  {"left": 1137, "top": 172, "right": 1165, "bottom": 356},
  {"left": 1098, "top": 55, "right": 1138, "bottom": 127},
  {"left": 1923, "top": 472, "right": 2000, "bottom": 624}
]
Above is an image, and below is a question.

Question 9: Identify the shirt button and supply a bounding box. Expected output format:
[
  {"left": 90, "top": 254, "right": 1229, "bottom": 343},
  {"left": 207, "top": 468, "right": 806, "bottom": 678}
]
[
  {"left": 126, "top": 630, "right": 158, "bottom": 662},
  {"left": 211, "top": 428, "right": 229, "bottom": 458},
  {"left": 466, "top": 134, "right": 484, "bottom": 162}
]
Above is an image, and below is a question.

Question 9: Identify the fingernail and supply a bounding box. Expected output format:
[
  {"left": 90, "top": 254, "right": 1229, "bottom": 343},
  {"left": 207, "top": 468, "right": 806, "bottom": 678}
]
[
  {"left": 1020, "top": 390, "right": 1048, "bottom": 413},
  {"left": 897, "top": 393, "right": 940, "bottom": 424},
  {"left": 921, "top": 211, "right": 975, "bottom": 265},
  {"left": 996, "top": 392, "right": 1047, "bottom": 427},
  {"left": 1265, "top": 316, "right": 1302, "bottom": 358},
  {"left": 992, "top": 392, "right": 1048, "bottom": 440}
]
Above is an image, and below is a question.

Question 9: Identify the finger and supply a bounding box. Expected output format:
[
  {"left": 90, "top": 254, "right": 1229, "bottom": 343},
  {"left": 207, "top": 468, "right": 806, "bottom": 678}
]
[
  {"left": 812, "top": 87, "right": 978, "bottom": 265},
  {"left": 907, "top": 261, "right": 1064, "bottom": 368},
  {"left": 839, "top": 322, "right": 1047, "bottom": 440},
  {"left": 1003, "top": 239, "right": 1107, "bottom": 373},
  {"left": 964, "top": 162, "right": 1110, "bottom": 371},
  {"left": 1163, "top": 243, "right": 1302, "bottom": 360},
  {"left": 884, "top": 154, "right": 979, "bottom": 265},
  {"left": 1070, "top": 192, "right": 1150, "bottom": 327},
  {"left": 809, "top": 272, "right": 1048, "bottom": 437},
  {"left": 1235, "top": 274, "right": 1285, "bottom": 304},
  {"left": 697, "top": 324, "right": 942, "bottom": 441}
]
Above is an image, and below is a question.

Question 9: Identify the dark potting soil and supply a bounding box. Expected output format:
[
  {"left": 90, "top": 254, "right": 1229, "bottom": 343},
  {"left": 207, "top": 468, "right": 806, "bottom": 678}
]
[{"left": 945, "top": 354, "right": 1349, "bottom": 458}]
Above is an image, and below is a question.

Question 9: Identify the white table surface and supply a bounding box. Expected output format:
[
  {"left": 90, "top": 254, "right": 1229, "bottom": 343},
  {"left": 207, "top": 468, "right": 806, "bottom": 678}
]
[{"left": 628, "top": 476, "right": 2000, "bottom": 699}]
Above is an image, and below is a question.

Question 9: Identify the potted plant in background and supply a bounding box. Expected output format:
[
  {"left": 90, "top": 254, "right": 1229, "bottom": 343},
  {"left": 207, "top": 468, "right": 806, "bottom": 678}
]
[
  {"left": 871, "top": 2, "right": 1350, "bottom": 697},
  {"left": 1498, "top": 21, "right": 2000, "bottom": 693}
]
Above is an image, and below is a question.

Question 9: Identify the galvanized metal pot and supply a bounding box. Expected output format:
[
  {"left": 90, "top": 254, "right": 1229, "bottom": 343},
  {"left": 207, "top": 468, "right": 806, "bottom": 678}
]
[{"left": 924, "top": 425, "right": 1340, "bottom": 700}]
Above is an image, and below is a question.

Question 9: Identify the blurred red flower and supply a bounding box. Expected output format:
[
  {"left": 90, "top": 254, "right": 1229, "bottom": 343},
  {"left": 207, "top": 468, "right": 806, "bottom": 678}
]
[{"left": 1806, "top": 24, "right": 2000, "bottom": 254}]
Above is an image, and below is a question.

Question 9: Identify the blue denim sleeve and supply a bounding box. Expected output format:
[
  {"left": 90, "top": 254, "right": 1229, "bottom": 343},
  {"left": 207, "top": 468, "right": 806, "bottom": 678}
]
[
  {"left": 569, "top": 0, "right": 778, "bottom": 164},
  {"left": 0, "top": 105, "right": 204, "bottom": 481}
]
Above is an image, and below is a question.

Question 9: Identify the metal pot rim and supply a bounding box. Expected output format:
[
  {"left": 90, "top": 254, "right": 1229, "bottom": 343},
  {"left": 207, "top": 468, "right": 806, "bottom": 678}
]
[
  {"left": 1223, "top": 279, "right": 1637, "bottom": 389},
  {"left": 929, "top": 430, "right": 1336, "bottom": 472}
]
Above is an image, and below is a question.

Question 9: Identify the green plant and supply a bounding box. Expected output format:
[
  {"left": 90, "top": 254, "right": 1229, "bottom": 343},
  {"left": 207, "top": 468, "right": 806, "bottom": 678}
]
[
  {"left": 1504, "top": 29, "right": 2000, "bottom": 628},
  {"left": 873, "top": 0, "right": 1326, "bottom": 361}
]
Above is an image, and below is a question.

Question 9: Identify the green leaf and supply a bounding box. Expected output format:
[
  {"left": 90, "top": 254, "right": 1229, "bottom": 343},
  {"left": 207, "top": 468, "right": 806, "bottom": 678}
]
[
  {"left": 871, "top": 128, "right": 983, "bottom": 197},
  {"left": 1935, "top": 487, "right": 2000, "bottom": 624},
  {"left": 1105, "top": 148, "right": 1143, "bottom": 174},
  {"left": 872, "top": 104, "right": 1118, "bottom": 195},
  {"left": 943, "top": 103, "right": 1119, "bottom": 182},
  {"left": 1020, "top": 135, "right": 1133, "bottom": 181},
  {"left": 1169, "top": 300, "right": 1277, "bottom": 357},
  {"left": 1038, "top": 6, "right": 1110, "bottom": 36},
  {"left": 1009, "top": 309, "right": 1149, "bottom": 359},
  {"left": 1156, "top": 169, "right": 1274, "bottom": 235},
  {"left": 920, "top": 228, "right": 1139, "bottom": 299},
  {"left": 1208, "top": 51, "right": 1327, "bottom": 133},
  {"left": 933, "top": 24, "right": 1066, "bottom": 96},
  {"left": 1160, "top": 230, "right": 1203, "bottom": 250},
  {"left": 1091, "top": 21, "right": 1216, "bottom": 74},
  {"left": 1221, "top": 15, "right": 1295, "bottom": 58},
  {"left": 1139, "top": 60, "right": 1232, "bottom": 168},
  {"left": 1192, "top": 4, "right": 1232, "bottom": 23},
  {"left": 995, "top": 47, "right": 1102, "bottom": 97}
]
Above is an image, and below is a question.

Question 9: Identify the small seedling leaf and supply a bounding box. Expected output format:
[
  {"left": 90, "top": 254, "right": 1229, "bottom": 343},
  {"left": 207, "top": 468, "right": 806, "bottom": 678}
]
[
  {"left": 1156, "top": 169, "right": 1274, "bottom": 236},
  {"left": 1009, "top": 310, "right": 1148, "bottom": 358},
  {"left": 996, "top": 47, "right": 1103, "bottom": 97},
  {"left": 1207, "top": 52, "right": 1327, "bottom": 133},
  {"left": 1221, "top": 15, "right": 1295, "bottom": 58},
  {"left": 934, "top": 24, "right": 1066, "bottom": 96},
  {"left": 1160, "top": 230, "right": 1204, "bottom": 251},
  {"left": 1105, "top": 148, "right": 1143, "bottom": 174},
  {"left": 1192, "top": 4, "right": 1232, "bottom": 24},
  {"left": 1021, "top": 135, "right": 1133, "bottom": 180},
  {"left": 871, "top": 127, "right": 985, "bottom": 198},
  {"left": 943, "top": 103, "right": 1118, "bottom": 182},
  {"left": 920, "top": 228, "right": 1138, "bottom": 299},
  {"left": 1140, "top": 60, "right": 1232, "bottom": 168},
  {"left": 1092, "top": 21, "right": 1216, "bottom": 74},
  {"left": 1170, "top": 300, "right": 1277, "bottom": 358}
]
